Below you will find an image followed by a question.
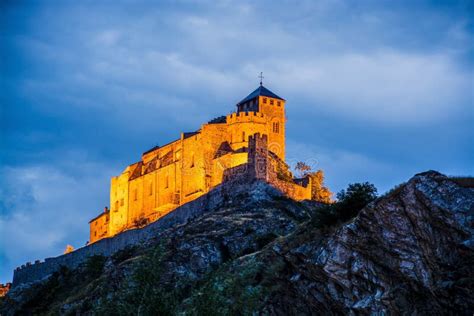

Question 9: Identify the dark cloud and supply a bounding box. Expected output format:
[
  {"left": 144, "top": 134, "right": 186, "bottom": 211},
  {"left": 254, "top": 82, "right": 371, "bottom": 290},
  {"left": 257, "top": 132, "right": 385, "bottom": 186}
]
[{"left": 1, "top": 0, "right": 473, "bottom": 282}]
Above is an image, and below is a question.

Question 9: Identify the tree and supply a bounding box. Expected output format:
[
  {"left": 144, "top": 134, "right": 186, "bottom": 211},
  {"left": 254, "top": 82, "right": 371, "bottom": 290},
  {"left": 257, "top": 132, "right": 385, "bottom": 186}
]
[
  {"left": 295, "top": 161, "right": 312, "bottom": 178},
  {"left": 308, "top": 170, "right": 332, "bottom": 203},
  {"left": 312, "top": 181, "right": 378, "bottom": 227},
  {"left": 295, "top": 162, "right": 332, "bottom": 203},
  {"left": 335, "top": 182, "right": 378, "bottom": 221},
  {"left": 336, "top": 182, "right": 378, "bottom": 204}
]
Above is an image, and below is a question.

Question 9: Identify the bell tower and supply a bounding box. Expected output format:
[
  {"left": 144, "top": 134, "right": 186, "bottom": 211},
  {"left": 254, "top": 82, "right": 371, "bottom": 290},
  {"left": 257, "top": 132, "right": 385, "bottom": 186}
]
[{"left": 235, "top": 78, "right": 286, "bottom": 161}]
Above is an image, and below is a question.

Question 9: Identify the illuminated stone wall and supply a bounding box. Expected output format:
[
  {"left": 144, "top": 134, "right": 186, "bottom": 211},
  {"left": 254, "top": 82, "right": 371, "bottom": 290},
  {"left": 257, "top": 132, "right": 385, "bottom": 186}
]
[
  {"left": 89, "top": 210, "right": 109, "bottom": 243},
  {"left": 88, "top": 93, "right": 302, "bottom": 243}
]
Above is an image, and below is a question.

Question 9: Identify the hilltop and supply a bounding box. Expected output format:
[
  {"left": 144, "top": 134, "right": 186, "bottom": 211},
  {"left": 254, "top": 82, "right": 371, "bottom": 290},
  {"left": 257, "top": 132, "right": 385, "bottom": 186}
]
[{"left": 1, "top": 171, "right": 473, "bottom": 314}]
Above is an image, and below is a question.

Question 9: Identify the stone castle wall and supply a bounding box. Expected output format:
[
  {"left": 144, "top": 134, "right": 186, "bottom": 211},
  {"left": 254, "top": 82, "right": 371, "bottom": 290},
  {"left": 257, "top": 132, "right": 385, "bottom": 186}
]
[
  {"left": 90, "top": 94, "right": 288, "bottom": 243},
  {"left": 12, "top": 180, "right": 235, "bottom": 288},
  {"left": 12, "top": 132, "right": 311, "bottom": 288}
]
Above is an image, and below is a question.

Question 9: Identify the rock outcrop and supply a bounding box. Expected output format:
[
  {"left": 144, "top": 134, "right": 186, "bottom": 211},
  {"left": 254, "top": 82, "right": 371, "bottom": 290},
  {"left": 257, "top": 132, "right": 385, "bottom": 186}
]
[{"left": 1, "top": 171, "right": 473, "bottom": 315}]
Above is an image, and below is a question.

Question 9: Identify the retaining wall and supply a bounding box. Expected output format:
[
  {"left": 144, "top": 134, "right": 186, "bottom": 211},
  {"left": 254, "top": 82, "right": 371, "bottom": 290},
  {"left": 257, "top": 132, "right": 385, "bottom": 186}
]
[{"left": 12, "top": 181, "right": 235, "bottom": 288}]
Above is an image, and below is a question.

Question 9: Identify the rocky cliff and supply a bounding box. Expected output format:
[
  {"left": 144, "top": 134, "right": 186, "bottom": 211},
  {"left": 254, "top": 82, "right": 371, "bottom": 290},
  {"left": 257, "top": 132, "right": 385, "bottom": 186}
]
[{"left": 1, "top": 171, "right": 473, "bottom": 315}]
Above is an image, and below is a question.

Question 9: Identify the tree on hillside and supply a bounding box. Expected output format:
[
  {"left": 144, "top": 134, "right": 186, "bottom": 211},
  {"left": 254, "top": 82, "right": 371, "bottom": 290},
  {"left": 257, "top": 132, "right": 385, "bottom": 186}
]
[
  {"left": 313, "top": 181, "right": 378, "bottom": 227},
  {"left": 309, "top": 170, "right": 332, "bottom": 203},
  {"left": 295, "top": 161, "right": 332, "bottom": 203},
  {"left": 335, "top": 182, "right": 378, "bottom": 220},
  {"left": 295, "top": 161, "right": 312, "bottom": 178}
]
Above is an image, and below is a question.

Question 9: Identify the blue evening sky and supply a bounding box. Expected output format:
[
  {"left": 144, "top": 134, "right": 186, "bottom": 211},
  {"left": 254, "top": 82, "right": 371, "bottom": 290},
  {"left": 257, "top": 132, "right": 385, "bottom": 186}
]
[{"left": 1, "top": 0, "right": 473, "bottom": 283}]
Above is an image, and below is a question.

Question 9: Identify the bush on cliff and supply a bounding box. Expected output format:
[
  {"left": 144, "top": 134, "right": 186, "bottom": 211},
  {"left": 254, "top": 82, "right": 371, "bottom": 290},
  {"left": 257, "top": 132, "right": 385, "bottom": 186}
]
[
  {"left": 312, "top": 182, "right": 378, "bottom": 227},
  {"left": 84, "top": 255, "right": 106, "bottom": 278}
]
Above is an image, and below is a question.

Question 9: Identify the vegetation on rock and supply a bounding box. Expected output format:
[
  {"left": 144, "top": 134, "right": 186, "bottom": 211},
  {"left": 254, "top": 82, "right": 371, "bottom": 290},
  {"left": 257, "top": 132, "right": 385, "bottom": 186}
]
[{"left": 2, "top": 172, "right": 473, "bottom": 315}]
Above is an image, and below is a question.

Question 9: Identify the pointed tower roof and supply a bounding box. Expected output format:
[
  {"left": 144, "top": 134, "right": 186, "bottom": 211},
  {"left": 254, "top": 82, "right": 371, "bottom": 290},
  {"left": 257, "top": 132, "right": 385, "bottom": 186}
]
[{"left": 237, "top": 85, "right": 285, "bottom": 106}]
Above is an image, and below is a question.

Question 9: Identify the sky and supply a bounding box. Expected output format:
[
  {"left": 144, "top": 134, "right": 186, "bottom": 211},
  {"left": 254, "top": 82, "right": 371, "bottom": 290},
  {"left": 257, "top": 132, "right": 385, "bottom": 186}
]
[{"left": 0, "top": 0, "right": 473, "bottom": 283}]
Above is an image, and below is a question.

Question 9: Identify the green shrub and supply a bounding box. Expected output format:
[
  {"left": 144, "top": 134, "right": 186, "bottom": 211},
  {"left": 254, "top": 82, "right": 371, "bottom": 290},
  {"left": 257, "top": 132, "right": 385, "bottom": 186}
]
[
  {"left": 111, "top": 245, "right": 138, "bottom": 264},
  {"left": 449, "top": 176, "right": 474, "bottom": 188},
  {"left": 84, "top": 255, "right": 106, "bottom": 278},
  {"left": 312, "top": 182, "right": 378, "bottom": 227}
]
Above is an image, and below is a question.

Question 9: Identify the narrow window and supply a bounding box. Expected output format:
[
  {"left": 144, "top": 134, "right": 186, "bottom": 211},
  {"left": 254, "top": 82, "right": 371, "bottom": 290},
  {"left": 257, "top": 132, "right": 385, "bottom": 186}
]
[
  {"left": 190, "top": 154, "right": 195, "bottom": 168},
  {"left": 242, "top": 131, "right": 246, "bottom": 142},
  {"left": 273, "top": 122, "right": 280, "bottom": 133},
  {"left": 149, "top": 183, "right": 153, "bottom": 195},
  {"left": 263, "top": 98, "right": 267, "bottom": 104},
  {"left": 270, "top": 99, "right": 274, "bottom": 105},
  {"left": 277, "top": 101, "right": 281, "bottom": 106},
  {"left": 165, "top": 175, "right": 169, "bottom": 189},
  {"left": 133, "top": 189, "right": 138, "bottom": 201},
  {"left": 120, "top": 198, "right": 124, "bottom": 206},
  {"left": 115, "top": 200, "right": 119, "bottom": 209}
]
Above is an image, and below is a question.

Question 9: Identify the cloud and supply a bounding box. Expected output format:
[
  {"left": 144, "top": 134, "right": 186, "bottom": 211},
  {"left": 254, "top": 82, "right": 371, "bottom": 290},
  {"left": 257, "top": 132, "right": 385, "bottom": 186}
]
[
  {"left": 0, "top": 157, "right": 114, "bottom": 282},
  {"left": 271, "top": 51, "right": 471, "bottom": 124},
  {"left": 13, "top": 1, "right": 472, "bottom": 128}
]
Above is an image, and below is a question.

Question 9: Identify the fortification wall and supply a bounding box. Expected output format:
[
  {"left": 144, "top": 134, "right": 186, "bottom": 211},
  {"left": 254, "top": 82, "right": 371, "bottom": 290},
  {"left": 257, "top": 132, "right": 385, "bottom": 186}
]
[
  {"left": 13, "top": 133, "right": 311, "bottom": 288},
  {"left": 12, "top": 181, "right": 238, "bottom": 288}
]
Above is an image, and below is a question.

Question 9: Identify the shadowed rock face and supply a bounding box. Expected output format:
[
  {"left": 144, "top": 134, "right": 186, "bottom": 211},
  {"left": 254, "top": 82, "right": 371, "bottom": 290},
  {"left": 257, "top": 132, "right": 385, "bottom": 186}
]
[
  {"left": 1, "top": 171, "right": 473, "bottom": 315},
  {"left": 250, "top": 171, "right": 474, "bottom": 314}
]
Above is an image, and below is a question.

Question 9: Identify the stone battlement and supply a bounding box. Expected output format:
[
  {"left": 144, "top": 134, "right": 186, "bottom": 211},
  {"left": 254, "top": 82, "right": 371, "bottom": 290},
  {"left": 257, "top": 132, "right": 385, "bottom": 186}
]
[{"left": 226, "top": 111, "right": 266, "bottom": 124}]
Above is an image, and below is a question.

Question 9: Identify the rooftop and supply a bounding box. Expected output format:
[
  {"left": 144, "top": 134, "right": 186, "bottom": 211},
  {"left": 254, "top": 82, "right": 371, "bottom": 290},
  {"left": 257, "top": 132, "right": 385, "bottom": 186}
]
[{"left": 237, "top": 85, "right": 285, "bottom": 106}]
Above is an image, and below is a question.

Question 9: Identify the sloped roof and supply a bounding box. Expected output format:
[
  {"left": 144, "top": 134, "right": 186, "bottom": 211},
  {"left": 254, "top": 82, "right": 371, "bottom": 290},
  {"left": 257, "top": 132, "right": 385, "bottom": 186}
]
[{"left": 237, "top": 85, "right": 285, "bottom": 105}]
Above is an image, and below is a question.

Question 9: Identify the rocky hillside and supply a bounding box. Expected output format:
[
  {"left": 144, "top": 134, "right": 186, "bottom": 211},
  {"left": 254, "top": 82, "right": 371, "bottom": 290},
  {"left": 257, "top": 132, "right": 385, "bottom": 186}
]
[{"left": 1, "top": 171, "right": 473, "bottom": 315}]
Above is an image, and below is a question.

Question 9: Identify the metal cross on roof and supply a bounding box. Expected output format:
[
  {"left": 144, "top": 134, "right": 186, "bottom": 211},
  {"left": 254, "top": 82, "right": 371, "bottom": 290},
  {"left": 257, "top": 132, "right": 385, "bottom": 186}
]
[{"left": 259, "top": 72, "right": 264, "bottom": 86}]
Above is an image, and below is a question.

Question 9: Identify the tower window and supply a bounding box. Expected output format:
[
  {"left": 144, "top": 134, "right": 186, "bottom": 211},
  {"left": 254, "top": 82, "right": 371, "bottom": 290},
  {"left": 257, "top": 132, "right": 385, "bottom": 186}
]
[
  {"left": 133, "top": 189, "right": 138, "bottom": 201},
  {"left": 242, "top": 131, "right": 246, "bottom": 142},
  {"left": 165, "top": 175, "right": 169, "bottom": 189},
  {"left": 270, "top": 99, "right": 274, "bottom": 105},
  {"left": 273, "top": 122, "right": 280, "bottom": 133},
  {"left": 120, "top": 198, "right": 124, "bottom": 206},
  {"left": 149, "top": 183, "right": 153, "bottom": 196},
  {"left": 190, "top": 154, "right": 195, "bottom": 168},
  {"left": 277, "top": 101, "right": 281, "bottom": 106},
  {"left": 263, "top": 98, "right": 267, "bottom": 104}
]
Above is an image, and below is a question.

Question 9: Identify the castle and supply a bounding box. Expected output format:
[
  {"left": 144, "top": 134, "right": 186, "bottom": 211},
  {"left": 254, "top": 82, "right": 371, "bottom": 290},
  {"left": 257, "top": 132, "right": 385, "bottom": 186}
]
[{"left": 88, "top": 83, "right": 313, "bottom": 243}]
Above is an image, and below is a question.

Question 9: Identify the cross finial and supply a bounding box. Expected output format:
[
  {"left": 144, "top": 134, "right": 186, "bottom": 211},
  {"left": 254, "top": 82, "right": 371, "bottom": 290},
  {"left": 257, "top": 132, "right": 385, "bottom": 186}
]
[{"left": 258, "top": 72, "right": 264, "bottom": 86}]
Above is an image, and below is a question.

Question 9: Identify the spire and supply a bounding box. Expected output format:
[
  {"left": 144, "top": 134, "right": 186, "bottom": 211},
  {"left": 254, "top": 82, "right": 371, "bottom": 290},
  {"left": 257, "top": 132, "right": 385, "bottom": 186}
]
[{"left": 258, "top": 72, "right": 264, "bottom": 86}]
